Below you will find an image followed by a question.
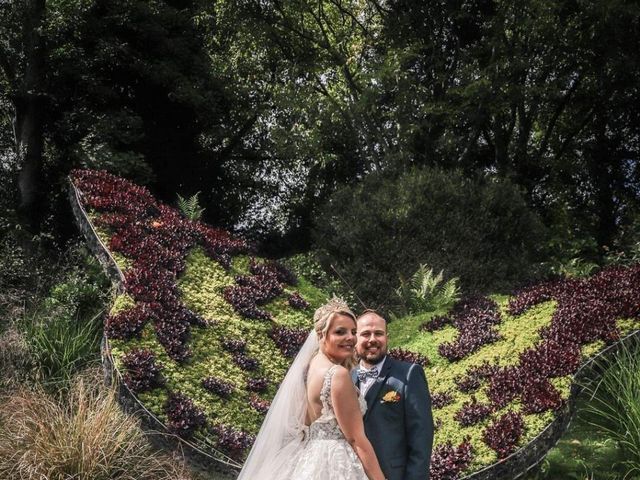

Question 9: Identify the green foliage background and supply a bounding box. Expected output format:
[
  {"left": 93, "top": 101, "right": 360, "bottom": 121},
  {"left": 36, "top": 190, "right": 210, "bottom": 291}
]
[
  {"left": 1, "top": 0, "right": 639, "bottom": 268},
  {"left": 314, "top": 167, "right": 546, "bottom": 309}
]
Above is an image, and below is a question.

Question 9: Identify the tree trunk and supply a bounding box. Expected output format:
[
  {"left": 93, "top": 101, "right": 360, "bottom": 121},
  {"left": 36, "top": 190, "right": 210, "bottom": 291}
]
[
  {"left": 588, "top": 114, "right": 617, "bottom": 253},
  {"left": 15, "top": 0, "right": 46, "bottom": 232}
]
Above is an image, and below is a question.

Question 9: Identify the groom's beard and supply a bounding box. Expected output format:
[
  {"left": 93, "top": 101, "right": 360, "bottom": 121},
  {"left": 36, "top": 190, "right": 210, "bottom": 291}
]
[{"left": 359, "top": 346, "right": 387, "bottom": 366}]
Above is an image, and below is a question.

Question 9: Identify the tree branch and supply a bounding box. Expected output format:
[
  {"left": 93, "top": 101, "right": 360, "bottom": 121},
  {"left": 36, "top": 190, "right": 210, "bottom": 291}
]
[
  {"left": 219, "top": 112, "right": 260, "bottom": 160},
  {"left": 271, "top": 1, "right": 331, "bottom": 51},
  {"left": 536, "top": 73, "right": 583, "bottom": 161},
  {"left": 366, "top": 0, "right": 392, "bottom": 15},
  {"left": 327, "top": 0, "right": 371, "bottom": 37},
  {"left": 556, "top": 106, "right": 596, "bottom": 161}
]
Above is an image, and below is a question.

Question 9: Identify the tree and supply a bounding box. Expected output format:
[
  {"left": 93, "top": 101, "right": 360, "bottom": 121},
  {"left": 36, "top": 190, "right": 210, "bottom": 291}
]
[
  {"left": 0, "top": 0, "right": 261, "bottom": 234},
  {"left": 1, "top": 0, "right": 47, "bottom": 231},
  {"left": 363, "top": 0, "right": 640, "bottom": 256},
  {"left": 225, "top": 0, "right": 640, "bottom": 256}
]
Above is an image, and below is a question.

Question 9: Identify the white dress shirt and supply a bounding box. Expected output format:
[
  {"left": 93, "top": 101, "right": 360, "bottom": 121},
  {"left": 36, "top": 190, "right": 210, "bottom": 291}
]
[{"left": 359, "top": 356, "right": 386, "bottom": 397}]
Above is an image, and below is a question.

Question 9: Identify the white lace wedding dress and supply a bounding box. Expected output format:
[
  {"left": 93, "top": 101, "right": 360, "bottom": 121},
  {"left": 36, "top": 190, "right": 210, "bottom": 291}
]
[{"left": 275, "top": 364, "right": 369, "bottom": 480}]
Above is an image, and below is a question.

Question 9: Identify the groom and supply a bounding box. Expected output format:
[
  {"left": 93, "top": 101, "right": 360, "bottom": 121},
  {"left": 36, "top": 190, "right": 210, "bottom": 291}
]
[{"left": 353, "top": 310, "right": 434, "bottom": 480}]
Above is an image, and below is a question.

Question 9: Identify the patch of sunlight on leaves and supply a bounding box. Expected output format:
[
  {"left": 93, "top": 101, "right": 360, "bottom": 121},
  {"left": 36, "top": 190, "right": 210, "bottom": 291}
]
[{"left": 109, "top": 293, "right": 135, "bottom": 316}]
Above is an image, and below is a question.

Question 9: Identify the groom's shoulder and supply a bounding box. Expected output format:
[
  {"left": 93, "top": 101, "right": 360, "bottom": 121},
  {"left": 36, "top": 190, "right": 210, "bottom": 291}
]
[
  {"left": 387, "top": 356, "right": 419, "bottom": 373},
  {"left": 387, "top": 357, "right": 427, "bottom": 383}
]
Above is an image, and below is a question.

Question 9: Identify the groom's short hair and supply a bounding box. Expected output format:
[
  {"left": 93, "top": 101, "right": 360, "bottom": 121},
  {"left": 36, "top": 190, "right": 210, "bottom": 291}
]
[{"left": 357, "top": 309, "right": 387, "bottom": 324}]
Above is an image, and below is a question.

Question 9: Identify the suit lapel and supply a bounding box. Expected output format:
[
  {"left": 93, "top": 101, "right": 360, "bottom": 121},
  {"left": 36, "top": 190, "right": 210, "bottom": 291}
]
[{"left": 364, "top": 357, "right": 392, "bottom": 419}]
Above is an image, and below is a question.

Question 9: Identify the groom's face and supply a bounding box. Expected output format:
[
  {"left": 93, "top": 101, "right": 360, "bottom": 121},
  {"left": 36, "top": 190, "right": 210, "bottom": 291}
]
[{"left": 356, "top": 312, "right": 388, "bottom": 366}]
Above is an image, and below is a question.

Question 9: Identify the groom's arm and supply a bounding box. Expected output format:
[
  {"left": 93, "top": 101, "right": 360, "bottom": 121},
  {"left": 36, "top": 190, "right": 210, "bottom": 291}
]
[{"left": 403, "top": 364, "right": 433, "bottom": 480}]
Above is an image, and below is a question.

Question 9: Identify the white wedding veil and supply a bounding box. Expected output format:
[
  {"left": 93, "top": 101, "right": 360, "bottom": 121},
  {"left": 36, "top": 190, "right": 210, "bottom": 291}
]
[{"left": 237, "top": 329, "right": 319, "bottom": 479}]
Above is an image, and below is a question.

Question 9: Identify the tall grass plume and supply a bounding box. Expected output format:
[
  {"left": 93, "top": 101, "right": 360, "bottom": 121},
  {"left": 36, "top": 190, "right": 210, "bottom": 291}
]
[{"left": 0, "top": 369, "right": 188, "bottom": 480}]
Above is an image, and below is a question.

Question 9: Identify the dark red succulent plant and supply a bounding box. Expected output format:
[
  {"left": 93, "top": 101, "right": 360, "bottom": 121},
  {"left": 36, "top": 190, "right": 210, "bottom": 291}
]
[
  {"left": 432, "top": 391, "right": 455, "bottom": 410},
  {"left": 420, "top": 314, "right": 453, "bottom": 332},
  {"left": 202, "top": 377, "right": 235, "bottom": 399},
  {"left": 165, "top": 392, "right": 206, "bottom": 438},
  {"left": 437, "top": 295, "right": 503, "bottom": 362},
  {"left": 121, "top": 348, "right": 165, "bottom": 393},
  {"left": 269, "top": 325, "right": 309, "bottom": 358},
  {"left": 429, "top": 438, "right": 473, "bottom": 480},
  {"left": 210, "top": 424, "right": 256, "bottom": 460},
  {"left": 288, "top": 291, "right": 310, "bottom": 310},
  {"left": 388, "top": 347, "right": 430, "bottom": 367},
  {"left": 454, "top": 396, "right": 493, "bottom": 427},
  {"left": 248, "top": 395, "right": 271, "bottom": 414},
  {"left": 482, "top": 411, "right": 525, "bottom": 459},
  {"left": 246, "top": 376, "right": 269, "bottom": 393}
]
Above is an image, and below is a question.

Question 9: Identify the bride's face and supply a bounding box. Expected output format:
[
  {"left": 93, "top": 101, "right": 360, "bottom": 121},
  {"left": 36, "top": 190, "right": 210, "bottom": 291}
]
[{"left": 321, "top": 314, "right": 357, "bottom": 363}]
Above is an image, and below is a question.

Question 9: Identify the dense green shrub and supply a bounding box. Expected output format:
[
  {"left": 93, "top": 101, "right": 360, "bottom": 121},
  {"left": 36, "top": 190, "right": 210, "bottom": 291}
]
[{"left": 313, "top": 168, "right": 547, "bottom": 309}]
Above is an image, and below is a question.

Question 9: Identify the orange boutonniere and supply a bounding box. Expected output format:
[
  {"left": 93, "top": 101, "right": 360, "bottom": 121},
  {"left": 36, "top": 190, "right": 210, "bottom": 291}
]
[{"left": 381, "top": 390, "right": 401, "bottom": 403}]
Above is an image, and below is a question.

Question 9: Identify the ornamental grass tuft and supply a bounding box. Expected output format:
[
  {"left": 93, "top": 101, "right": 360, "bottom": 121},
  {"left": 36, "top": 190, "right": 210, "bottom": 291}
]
[
  {"left": 581, "top": 340, "right": 640, "bottom": 478},
  {"left": 20, "top": 310, "right": 103, "bottom": 389},
  {"left": 0, "top": 369, "right": 187, "bottom": 480}
]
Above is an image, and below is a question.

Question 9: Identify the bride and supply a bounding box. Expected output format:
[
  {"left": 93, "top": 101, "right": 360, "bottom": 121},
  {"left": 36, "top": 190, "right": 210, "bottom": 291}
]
[{"left": 237, "top": 297, "right": 386, "bottom": 480}]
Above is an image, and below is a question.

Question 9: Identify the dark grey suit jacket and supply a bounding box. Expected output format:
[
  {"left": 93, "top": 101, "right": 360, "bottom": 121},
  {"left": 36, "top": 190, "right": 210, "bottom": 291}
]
[{"left": 353, "top": 357, "right": 433, "bottom": 480}]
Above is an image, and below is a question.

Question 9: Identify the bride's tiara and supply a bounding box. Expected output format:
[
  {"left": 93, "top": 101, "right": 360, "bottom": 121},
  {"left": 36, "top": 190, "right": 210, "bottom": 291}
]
[{"left": 313, "top": 295, "right": 355, "bottom": 324}]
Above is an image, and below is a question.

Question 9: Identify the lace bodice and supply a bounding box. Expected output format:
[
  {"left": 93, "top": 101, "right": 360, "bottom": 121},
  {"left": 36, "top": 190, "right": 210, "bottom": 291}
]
[
  {"left": 308, "top": 365, "right": 367, "bottom": 440},
  {"left": 274, "top": 364, "right": 369, "bottom": 480}
]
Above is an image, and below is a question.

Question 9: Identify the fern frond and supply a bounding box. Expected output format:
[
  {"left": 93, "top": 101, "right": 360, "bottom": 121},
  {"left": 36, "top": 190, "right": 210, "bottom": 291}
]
[
  {"left": 396, "top": 263, "right": 459, "bottom": 314},
  {"left": 176, "top": 191, "right": 205, "bottom": 221},
  {"left": 177, "top": 193, "right": 188, "bottom": 214}
]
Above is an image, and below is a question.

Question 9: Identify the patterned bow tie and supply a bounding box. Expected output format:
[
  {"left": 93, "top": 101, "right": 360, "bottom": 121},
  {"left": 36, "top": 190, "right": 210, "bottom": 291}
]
[{"left": 357, "top": 367, "right": 379, "bottom": 382}]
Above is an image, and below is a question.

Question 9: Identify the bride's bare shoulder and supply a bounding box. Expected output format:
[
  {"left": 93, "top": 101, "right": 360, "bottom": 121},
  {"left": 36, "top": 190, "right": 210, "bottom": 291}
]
[
  {"left": 307, "top": 359, "right": 350, "bottom": 382},
  {"left": 328, "top": 365, "right": 355, "bottom": 389},
  {"left": 306, "top": 357, "right": 329, "bottom": 381}
]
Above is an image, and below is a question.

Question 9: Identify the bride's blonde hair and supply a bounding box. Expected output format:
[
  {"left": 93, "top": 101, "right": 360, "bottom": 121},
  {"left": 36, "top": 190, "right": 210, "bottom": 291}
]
[{"left": 313, "top": 296, "right": 357, "bottom": 369}]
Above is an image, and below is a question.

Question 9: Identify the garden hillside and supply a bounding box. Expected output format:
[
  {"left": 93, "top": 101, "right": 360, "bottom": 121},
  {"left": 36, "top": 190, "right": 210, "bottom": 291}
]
[
  {"left": 2, "top": 2, "right": 640, "bottom": 479},
  {"left": 70, "top": 169, "right": 640, "bottom": 480}
]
